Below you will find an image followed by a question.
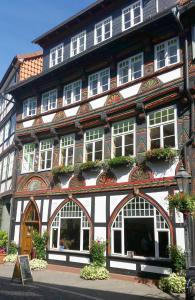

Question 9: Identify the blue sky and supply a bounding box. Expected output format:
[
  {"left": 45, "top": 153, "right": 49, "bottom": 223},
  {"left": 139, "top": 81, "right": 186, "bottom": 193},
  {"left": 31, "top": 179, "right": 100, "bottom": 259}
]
[{"left": 0, "top": 0, "right": 94, "bottom": 80}]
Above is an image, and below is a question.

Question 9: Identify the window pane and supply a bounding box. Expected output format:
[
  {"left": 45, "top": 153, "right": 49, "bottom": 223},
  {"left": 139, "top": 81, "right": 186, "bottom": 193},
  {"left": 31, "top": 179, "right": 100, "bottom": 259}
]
[
  {"left": 52, "top": 228, "right": 58, "bottom": 248},
  {"left": 163, "top": 124, "right": 175, "bottom": 148},
  {"left": 83, "top": 229, "right": 90, "bottom": 251},
  {"left": 114, "top": 230, "right": 122, "bottom": 254},
  {"left": 114, "top": 136, "right": 122, "bottom": 157},
  {"left": 60, "top": 219, "right": 81, "bottom": 250},
  {"left": 158, "top": 232, "right": 169, "bottom": 258},
  {"left": 124, "top": 218, "right": 155, "bottom": 257}
]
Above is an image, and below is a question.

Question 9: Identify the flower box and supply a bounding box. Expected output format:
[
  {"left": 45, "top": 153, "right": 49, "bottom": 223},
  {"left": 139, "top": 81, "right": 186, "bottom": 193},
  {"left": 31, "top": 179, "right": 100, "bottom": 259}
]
[
  {"left": 107, "top": 156, "right": 135, "bottom": 169},
  {"left": 52, "top": 165, "right": 74, "bottom": 178},
  {"left": 169, "top": 193, "right": 195, "bottom": 214},
  {"left": 79, "top": 161, "right": 102, "bottom": 172},
  {"left": 145, "top": 148, "right": 176, "bottom": 163}
]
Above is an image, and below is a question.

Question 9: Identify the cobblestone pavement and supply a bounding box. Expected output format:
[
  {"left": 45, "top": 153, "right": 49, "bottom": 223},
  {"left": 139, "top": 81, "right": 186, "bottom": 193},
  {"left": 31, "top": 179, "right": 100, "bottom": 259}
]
[{"left": 0, "top": 264, "right": 185, "bottom": 300}]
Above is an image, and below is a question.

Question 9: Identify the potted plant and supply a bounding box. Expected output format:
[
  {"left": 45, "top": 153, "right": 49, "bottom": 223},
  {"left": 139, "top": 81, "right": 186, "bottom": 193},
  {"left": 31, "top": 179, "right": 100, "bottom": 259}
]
[
  {"left": 79, "top": 160, "right": 102, "bottom": 172},
  {"left": 145, "top": 147, "right": 177, "bottom": 163},
  {"left": 168, "top": 193, "right": 195, "bottom": 214},
  {"left": 107, "top": 156, "right": 136, "bottom": 169},
  {"left": 0, "top": 230, "right": 8, "bottom": 263}
]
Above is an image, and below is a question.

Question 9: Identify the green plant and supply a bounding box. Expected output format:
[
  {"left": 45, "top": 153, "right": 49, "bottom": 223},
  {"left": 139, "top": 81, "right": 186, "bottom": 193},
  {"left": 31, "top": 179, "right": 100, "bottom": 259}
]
[
  {"left": 159, "top": 273, "right": 186, "bottom": 294},
  {"left": 169, "top": 245, "right": 186, "bottom": 274},
  {"left": 29, "top": 259, "right": 47, "bottom": 271},
  {"left": 145, "top": 147, "right": 177, "bottom": 162},
  {"left": 80, "top": 265, "right": 109, "bottom": 280},
  {"left": 32, "top": 231, "right": 48, "bottom": 260},
  {"left": 0, "top": 230, "right": 8, "bottom": 250},
  {"left": 169, "top": 193, "right": 195, "bottom": 214},
  {"left": 52, "top": 165, "right": 74, "bottom": 177},
  {"left": 90, "top": 240, "right": 106, "bottom": 267},
  {"left": 4, "top": 254, "right": 17, "bottom": 264},
  {"left": 8, "top": 241, "right": 18, "bottom": 254},
  {"left": 79, "top": 161, "right": 102, "bottom": 172},
  {"left": 107, "top": 156, "right": 136, "bottom": 168}
]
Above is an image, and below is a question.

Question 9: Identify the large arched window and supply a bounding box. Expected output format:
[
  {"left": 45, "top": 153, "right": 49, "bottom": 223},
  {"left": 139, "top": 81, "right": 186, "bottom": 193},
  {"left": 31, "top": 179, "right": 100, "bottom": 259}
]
[
  {"left": 111, "top": 196, "right": 170, "bottom": 258},
  {"left": 50, "top": 201, "right": 91, "bottom": 252}
]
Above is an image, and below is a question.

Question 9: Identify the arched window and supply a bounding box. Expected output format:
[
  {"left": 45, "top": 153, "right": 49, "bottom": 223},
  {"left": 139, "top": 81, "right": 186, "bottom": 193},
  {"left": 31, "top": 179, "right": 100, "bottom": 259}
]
[
  {"left": 111, "top": 196, "right": 170, "bottom": 258},
  {"left": 50, "top": 201, "right": 91, "bottom": 252}
]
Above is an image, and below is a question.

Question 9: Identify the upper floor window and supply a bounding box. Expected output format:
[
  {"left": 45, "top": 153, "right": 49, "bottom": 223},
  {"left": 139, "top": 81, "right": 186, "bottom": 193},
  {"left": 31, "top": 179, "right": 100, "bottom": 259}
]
[
  {"left": 94, "top": 17, "right": 112, "bottom": 45},
  {"left": 41, "top": 89, "right": 57, "bottom": 113},
  {"left": 84, "top": 128, "right": 104, "bottom": 162},
  {"left": 63, "top": 80, "right": 82, "bottom": 105},
  {"left": 39, "top": 139, "right": 53, "bottom": 171},
  {"left": 50, "top": 44, "right": 64, "bottom": 68},
  {"left": 60, "top": 135, "right": 75, "bottom": 166},
  {"left": 71, "top": 31, "right": 86, "bottom": 57},
  {"left": 155, "top": 37, "right": 179, "bottom": 70},
  {"left": 122, "top": 1, "right": 143, "bottom": 31},
  {"left": 23, "top": 97, "right": 37, "bottom": 118},
  {"left": 148, "top": 107, "right": 177, "bottom": 150},
  {"left": 118, "top": 53, "right": 143, "bottom": 86},
  {"left": 22, "top": 143, "right": 35, "bottom": 173},
  {"left": 112, "top": 120, "right": 135, "bottom": 157},
  {"left": 88, "top": 68, "right": 110, "bottom": 97}
]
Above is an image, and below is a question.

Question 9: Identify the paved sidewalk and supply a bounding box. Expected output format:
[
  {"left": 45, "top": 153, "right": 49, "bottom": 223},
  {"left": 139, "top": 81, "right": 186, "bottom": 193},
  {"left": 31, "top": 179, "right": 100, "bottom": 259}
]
[{"left": 0, "top": 264, "right": 185, "bottom": 300}]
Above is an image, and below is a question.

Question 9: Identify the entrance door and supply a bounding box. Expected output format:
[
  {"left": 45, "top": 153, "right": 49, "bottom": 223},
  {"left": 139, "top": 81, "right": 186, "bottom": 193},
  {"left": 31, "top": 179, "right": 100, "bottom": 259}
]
[{"left": 21, "top": 202, "right": 39, "bottom": 256}]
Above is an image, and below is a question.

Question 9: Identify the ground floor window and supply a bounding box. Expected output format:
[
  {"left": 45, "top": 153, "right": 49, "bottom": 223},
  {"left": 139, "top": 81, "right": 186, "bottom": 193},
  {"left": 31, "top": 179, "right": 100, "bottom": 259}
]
[
  {"left": 50, "top": 201, "right": 90, "bottom": 252},
  {"left": 111, "top": 197, "right": 170, "bottom": 258}
]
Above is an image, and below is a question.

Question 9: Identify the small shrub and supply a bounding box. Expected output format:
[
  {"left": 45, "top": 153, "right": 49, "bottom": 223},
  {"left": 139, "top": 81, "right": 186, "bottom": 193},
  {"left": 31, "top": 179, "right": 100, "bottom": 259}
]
[
  {"left": 4, "top": 254, "right": 17, "bottom": 264},
  {"left": 169, "top": 245, "right": 186, "bottom": 274},
  {"left": 0, "top": 230, "right": 8, "bottom": 250},
  {"left": 107, "top": 156, "right": 136, "bottom": 168},
  {"left": 30, "top": 259, "right": 47, "bottom": 271},
  {"left": 52, "top": 165, "right": 74, "bottom": 177},
  {"left": 79, "top": 161, "right": 102, "bottom": 171},
  {"left": 33, "top": 231, "right": 48, "bottom": 260},
  {"left": 145, "top": 147, "right": 176, "bottom": 162},
  {"left": 159, "top": 273, "right": 186, "bottom": 294},
  {"left": 90, "top": 240, "right": 106, "bottom": 267},
  {"left": 80, "top": 265, "right": 109, "bottom": 280},
  {"left": 8, "top": 241, "right": 18, "bottom": 254},
  {"left": 169, "top": 193, "right": 195, "bottom": 214}
]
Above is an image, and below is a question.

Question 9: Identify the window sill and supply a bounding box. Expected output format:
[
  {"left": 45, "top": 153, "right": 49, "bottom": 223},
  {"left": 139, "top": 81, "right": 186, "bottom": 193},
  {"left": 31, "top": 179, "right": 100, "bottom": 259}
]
[
  {"left": 49, "top": 249, "right": 89, "bottom": 254},
  {"left": 110, "top": 254, "right": 170, "bottom": 261}
]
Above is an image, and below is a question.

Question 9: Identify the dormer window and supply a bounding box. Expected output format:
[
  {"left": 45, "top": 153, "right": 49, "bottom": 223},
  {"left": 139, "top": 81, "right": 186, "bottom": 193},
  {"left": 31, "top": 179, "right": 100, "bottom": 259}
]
[
  {"left": 49, "top": 44, "right": 64, "bottom": 68},
  {"left": 155, "top": 37, "right": 179, "bottom": 70},
  {"left": 94, "top": 17, "right": 112, "bottom": 45},
  {"left": 122, "top": 1, "right": 143, "bottom": 31},
  {"left": 71, "top": 31, "right": 86, "bottom": 57}
]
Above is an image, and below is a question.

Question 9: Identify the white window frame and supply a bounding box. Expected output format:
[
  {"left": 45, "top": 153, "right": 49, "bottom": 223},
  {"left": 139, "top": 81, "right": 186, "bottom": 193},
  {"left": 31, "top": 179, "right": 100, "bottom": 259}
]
[
  {"left": 122, "top": 1, "right": 143, "bottom": 32},
  {"left": 84, "top": 128, "right": 104, "bottom": 162},
  {"left": 88, "top": 68, "right": 110, "bottom": 97},
  {"left": 192, "top": 25, "right": 195, "bottom": 60},
  {"left": 70, "top": 31, "right": 86, "bottom": 57},
  {"left": 63, "top": 80, "right": 82, "bottom": 106},
  {"left": 23, "top": 97, "right": 37, "bottom": 119},
  {"left": 41, "top": 89, "right": 57, "bottom": 113},
  {"left": 111, "top": 120, "right": 136, "bottom": 158},
  {"left": 147, "top": 106, "right": 178, "bottom": 150},
  {"left": 94, "top": 16, "right": 112, "bottom": 45},
  {"left": 22, "top": 143, "right": 35, "bottom": 174},
  {"left": 49, "top": 43, "right": 64, "bottom": 68},
  {"left": 154, "top": 37, "right": 180, "bottom": 71},
  {"left": 117, "top": 53, "right": 144, "bottom": 86},
  {"left": 38, "top": 139, "right": 54, "bottom": 171},
  {"left": 59, "top": 134, "right": 75, "bottom": 166}
]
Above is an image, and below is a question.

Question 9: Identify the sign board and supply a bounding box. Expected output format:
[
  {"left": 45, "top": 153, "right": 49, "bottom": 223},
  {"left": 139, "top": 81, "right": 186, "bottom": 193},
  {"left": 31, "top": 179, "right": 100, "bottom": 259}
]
[{"left": 12, "top": 255, "right": 33, "bottom": 285}]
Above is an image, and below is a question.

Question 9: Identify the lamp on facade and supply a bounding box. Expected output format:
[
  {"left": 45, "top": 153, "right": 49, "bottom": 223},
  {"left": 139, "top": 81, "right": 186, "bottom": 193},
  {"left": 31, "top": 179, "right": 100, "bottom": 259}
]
[{"left": 175, "top": 163, "right": 191, "bottom": 193}]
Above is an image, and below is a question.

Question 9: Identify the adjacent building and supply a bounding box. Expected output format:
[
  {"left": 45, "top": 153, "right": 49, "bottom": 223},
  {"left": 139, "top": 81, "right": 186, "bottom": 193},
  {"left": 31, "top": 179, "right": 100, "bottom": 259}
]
[{"left": 6, "top": 0, "right": 195, "bottom": 277}]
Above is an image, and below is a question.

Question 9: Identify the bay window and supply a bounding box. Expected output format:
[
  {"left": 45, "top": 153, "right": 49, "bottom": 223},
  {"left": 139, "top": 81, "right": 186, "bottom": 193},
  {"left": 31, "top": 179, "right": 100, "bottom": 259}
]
[
  {"left": 148, "top": 107, "right": 177, "bottom": 149},
  {"left": 118, "top": 53, "right": 143, "bottom": 86},
  {"left": 22, "top": 143, "right": 35, "bottom": 173},
  {"left": 88, "top": 68, "right": 110, "bottom": 97},
  {"left": 94, "top": 17, "right": 112, "bottom": 45},
  {"left": 84, "top": 128, "right": 104, "bottom": 162},
  {"left": 39, "top": 139, "right": 53, "bottom": 171},
  {"left": 60, "top": 135, "right": 75, "bottom": 166},
  {"left": 71, "top": 31, "right": 86, "bottom": 57},
  {"left": 155, "top": 37, "right": 179, "bottom": 70},
  {"left": 112, "top": 120, "right": 135, "bottom": 157},
  {"left": 63, "top": 80, "right": 82, "bottom": 105},
  {"left": 122, "top": 1, "right": 143, "bottom": 31},
  {"left": 49, "top": 44, "right": 64, "bottom": 68},
  {"left": 41, "top": 89, "right": 57, "bottom": 113},
  {"left": 23, "top": 97, "right": 37, "bottom": 118}
]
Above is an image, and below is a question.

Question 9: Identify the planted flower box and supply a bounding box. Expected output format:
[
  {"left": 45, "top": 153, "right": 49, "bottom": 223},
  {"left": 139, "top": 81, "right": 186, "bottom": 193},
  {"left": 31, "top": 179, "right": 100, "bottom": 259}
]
[
  {"left": 52, "top": 165, "right": 74, "bottom": 178},
  {"left": 145, "top": 147, "right": 176, "bottom": 163},
  {"left": 169, "top": 193, "right": 195, "bottom": 214},
  {"left": 79, "top": 161, "right": 102, "bottom": 172},
  {"left": 107, "top": 156, "right": 136, "bottom": 169}
]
